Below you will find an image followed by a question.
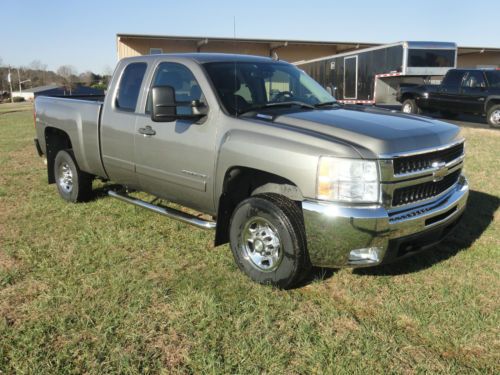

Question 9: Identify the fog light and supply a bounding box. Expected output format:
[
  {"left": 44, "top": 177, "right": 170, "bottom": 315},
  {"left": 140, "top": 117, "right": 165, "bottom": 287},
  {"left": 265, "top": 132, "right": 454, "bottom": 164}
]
[{"left": 348, "top": 247, "right": 383, "bottom": 264}]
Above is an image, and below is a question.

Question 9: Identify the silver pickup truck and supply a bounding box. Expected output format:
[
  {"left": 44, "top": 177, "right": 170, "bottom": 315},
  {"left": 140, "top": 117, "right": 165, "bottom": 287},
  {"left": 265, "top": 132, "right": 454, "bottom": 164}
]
[{"left": 34, "top": 53, "right": 469, "bottom": 288}]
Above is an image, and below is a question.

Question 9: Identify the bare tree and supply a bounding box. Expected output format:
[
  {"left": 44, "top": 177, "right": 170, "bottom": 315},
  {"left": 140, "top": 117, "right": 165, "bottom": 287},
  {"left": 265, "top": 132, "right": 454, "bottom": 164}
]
[
  {"left": 57, "top": 65, "right": 77, "bottom": 94},
  {"left": 29, "top": 60, "right": 44, "bottom": 71},
  {"left": 79, "top": 71, "right": 95, "bottom": 86},
  {"left": 102, "top": 65, "right": 113, "bottom": 86},
  {"left": 29, "top": 60, "right": 48, "bottom": 85}
]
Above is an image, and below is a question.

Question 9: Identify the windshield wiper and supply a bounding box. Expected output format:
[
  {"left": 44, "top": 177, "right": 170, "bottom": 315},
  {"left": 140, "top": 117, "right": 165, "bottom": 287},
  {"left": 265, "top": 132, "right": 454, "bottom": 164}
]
[
  {"left": 238, "top": 101, "right": 315, "bottom": 116},
  {"left": 314, "top": 101, "right": 339, "bottom": 108}
]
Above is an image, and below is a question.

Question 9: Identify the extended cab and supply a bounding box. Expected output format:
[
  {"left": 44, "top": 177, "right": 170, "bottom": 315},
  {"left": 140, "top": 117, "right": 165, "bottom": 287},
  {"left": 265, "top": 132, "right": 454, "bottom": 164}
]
[
  {"left": 34, "top": 54, "right": 469, "bottom": 288},
  {"left": 397, "top": 68, "right": 500, "bottom": 128}
]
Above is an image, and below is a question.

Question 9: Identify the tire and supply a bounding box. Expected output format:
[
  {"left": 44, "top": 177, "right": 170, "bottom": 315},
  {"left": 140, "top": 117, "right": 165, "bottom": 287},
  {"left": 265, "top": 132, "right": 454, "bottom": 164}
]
[
  {"left": 487, "top": 104, "right": 500, "bottom": 128},
  {"left": 229, "top": 193, "right": 311, "bottom": 289},
  {"left": 401, "top": 99, "right": 421, "bottom": 114},
  {"left": 53, "top": 149, "right": 93, "bottom": 202}
]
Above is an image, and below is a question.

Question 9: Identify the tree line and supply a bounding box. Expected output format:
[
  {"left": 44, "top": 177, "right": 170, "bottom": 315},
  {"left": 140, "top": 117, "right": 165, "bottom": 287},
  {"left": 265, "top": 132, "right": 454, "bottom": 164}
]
[{"left": 0, "top": 57, "right": 112, "bottom": 96}]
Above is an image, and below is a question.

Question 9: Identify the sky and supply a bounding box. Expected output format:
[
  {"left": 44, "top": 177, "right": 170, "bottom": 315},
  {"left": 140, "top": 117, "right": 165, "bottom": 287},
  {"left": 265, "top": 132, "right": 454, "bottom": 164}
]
[{"left": 1, "top": 0, "right": 499, "bottom": 74}]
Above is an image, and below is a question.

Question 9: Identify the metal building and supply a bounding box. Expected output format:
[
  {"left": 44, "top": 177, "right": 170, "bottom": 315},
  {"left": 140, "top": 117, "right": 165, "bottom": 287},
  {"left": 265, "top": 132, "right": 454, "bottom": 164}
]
[{"left": 116, "top": 34, "right": 500, "bottom": 69}]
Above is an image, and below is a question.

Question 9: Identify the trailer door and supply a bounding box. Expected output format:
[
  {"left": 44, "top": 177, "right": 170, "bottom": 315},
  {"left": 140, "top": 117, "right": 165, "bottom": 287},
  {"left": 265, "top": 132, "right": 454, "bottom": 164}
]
[{"left": 344, "top": 56, "right": 358, "bottom": 99}]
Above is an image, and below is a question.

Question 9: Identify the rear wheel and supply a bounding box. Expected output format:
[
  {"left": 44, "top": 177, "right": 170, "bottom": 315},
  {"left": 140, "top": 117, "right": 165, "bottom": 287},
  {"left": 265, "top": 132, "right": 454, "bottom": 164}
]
[
  {"left": 401, "top": 99, "right": 421, "bottom": 114},
  {"left": 487, "top": 104, "right": 500, "bottom": 128},
  {"left": 229, "top": 193, "right": 311, "bottom": 289},
  {"left": 54, "top": 150, "right": 93, "bottom": 202}
]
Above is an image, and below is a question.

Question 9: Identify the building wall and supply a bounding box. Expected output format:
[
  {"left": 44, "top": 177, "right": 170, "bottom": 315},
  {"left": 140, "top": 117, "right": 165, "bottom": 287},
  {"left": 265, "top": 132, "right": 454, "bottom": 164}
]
[
  {"left": 457, "top": 51, "right": 500, "bottom": 68},
  {"left": 117, "top": 38, "right": 339, "bottom": 62},
  {"left": 11, "top": 92, "right": 34, "bottom": 101},
  {"left": 117, "top": 37, "right": 500, "bottom": 68}
]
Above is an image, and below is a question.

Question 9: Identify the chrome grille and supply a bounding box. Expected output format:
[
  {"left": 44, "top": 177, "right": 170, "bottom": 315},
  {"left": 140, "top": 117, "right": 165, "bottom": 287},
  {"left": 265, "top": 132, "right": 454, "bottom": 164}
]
[
  {"left": 393, "top": 143, "right": 464, "bottom": 176},
  {"left": 392, "top": 169, "right": 461, "bottom": 206}
]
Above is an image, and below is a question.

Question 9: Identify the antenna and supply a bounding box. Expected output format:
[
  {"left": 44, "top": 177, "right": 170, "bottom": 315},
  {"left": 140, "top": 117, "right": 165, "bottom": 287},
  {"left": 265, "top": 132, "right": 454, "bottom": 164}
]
[{"left": 233, "top": 16, "right": 237, "bottom": 115}]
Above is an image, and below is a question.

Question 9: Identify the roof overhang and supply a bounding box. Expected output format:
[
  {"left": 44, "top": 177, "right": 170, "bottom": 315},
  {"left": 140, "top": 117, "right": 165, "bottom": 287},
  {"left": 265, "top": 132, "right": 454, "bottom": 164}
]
[{"left": 116, "top": 33, "right": 377, "bottom": 49}]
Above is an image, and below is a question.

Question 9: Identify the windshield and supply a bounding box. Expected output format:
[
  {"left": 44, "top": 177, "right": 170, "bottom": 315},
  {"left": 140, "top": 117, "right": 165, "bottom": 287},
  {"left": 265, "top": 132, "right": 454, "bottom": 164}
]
[
  {"left": 203, "top": 61, "right": 335, "bottom": 115},
  {"left": 485, "top": 71, "right": 500, "bottom": 88}
]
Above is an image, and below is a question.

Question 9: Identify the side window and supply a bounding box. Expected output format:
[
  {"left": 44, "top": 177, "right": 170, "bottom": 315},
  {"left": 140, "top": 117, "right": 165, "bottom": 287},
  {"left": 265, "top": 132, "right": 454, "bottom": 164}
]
[
  {"left": 146, "top": 62, "right": 204, "bottom": 114},
  {"left": 461, "top": 71, "right": 486, "bottom": 88},
  {"left": 441, "top": 70, "right": 464, "bottom": 89},
  {"left": 115, "top": 62, "right": 147, "bottom": 112}
]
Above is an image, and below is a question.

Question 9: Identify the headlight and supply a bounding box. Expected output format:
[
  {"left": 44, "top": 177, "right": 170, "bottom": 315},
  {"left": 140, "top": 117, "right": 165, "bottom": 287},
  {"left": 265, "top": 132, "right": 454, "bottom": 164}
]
[{"left": 317, "top": 156, "right": 379, "bottom": 203}]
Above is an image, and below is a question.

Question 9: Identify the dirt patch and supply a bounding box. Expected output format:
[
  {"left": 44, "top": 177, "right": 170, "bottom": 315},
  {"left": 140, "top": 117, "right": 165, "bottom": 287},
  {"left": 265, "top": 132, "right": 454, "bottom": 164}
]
[
  {"left": 0, "top": 279, "right": 48, "bottom": 326},
  {"left": 331, "top": 316, "right": 360, "bottom": 336},
  {"left": 0, "top": 250, "right": 20, "bottom": 272},
  {"left": 150, "top": 328, "right": 191, "bottom": 370}
]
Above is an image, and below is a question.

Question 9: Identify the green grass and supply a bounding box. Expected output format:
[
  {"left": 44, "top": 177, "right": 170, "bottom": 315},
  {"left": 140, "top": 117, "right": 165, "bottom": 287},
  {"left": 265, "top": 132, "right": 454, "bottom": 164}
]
[{"left": 1, "top": 103, "right": 499, "bottom": 374}]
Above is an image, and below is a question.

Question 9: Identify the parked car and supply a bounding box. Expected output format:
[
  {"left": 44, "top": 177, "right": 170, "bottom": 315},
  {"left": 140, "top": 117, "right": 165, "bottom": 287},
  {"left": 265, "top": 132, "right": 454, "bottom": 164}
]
[
  {"left": 34, "top": 53, "right": 469, "bottom": 288},
  {"left": 397, "top": 68, "right": 500, "bottom": 128}
]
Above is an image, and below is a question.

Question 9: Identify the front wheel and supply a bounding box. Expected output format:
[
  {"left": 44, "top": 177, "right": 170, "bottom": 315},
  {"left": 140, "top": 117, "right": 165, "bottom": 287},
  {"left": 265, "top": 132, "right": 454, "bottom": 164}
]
[
  {"left": 401, "top": 99, "right": 421, "bottom": 114},
  {"left": 54, "top": 150, "right": 93, "bottom": 202},
  {"left": 487, "top": 104, "right": 500, "bottom": 128},
  {"left": 229, "top": 193, "right": 311, "bottom": 289}
]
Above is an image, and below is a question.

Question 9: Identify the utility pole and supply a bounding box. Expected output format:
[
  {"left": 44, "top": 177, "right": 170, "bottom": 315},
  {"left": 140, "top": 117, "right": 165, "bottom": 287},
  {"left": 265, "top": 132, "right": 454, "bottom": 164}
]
[
  {"left": 8, "top": 66, "right": 13, "bottom": 103},
  {"left": 17, "top": 68, "right": 22, "bottom": 93}
]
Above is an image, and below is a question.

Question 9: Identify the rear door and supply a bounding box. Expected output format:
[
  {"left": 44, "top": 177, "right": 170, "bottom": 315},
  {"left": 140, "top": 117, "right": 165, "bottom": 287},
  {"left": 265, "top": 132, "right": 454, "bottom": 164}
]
[
  {"left": 134, "top": 61, "right": 218, "bottom": 213},
  {"left": 344, "top": 56, "right": 358, "bottom": 99},
  {"left": 460, "top": 71, "right": 487, "bottom": 113}
]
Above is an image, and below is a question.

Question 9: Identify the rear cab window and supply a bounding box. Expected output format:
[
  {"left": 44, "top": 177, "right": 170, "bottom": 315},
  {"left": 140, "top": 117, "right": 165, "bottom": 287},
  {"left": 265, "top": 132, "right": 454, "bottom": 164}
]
[{"left": 115, "top": 62, "right": 147, "bottom": 112}]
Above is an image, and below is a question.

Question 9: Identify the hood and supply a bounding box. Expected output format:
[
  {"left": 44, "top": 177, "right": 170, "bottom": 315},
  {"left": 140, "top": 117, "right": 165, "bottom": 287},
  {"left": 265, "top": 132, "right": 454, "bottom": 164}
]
[{"left": 264, "top": 106, "right": 461, "bottom": 158}]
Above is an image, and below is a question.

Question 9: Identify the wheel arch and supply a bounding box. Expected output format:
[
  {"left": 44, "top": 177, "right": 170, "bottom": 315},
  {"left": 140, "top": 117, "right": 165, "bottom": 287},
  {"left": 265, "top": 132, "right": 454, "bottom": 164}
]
[
  {"left": 485, "top": 96, "right": 500, "bottom": 113},
  {"left": 214, "top": 166, "right": 304, "bottom": 247},
  {"left": 45, "top": 127, "right": 73, "bottom": 184}
]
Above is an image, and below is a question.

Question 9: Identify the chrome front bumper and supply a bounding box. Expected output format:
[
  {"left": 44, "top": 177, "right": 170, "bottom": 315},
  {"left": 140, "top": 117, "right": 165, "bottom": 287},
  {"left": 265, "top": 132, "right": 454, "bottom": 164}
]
[{"left": 302, "top": 175, "right": 469, "bottom": 268}]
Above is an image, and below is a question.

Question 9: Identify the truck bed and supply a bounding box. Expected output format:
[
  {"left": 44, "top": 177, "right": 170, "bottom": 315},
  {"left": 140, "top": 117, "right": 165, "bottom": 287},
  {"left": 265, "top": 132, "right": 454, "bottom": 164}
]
[{"left": 35, "top": 96, "right": 107, "bottom": 178}]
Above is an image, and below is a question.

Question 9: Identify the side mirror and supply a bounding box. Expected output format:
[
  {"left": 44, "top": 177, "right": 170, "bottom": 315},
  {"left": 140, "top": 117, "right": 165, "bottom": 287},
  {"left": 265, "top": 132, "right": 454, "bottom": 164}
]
[
  {"left": 190, "top": 100, "right": 208, "bottom": 116},
  {"left": 151, "top": 85, "right": 177, "bottom": 122}
]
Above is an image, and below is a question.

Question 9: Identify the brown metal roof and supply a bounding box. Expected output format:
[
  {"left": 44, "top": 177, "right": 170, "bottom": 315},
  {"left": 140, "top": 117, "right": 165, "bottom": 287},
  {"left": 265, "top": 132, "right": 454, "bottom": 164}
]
[{"left": 116, "top": 33, "right": 378, "bottom": 47}]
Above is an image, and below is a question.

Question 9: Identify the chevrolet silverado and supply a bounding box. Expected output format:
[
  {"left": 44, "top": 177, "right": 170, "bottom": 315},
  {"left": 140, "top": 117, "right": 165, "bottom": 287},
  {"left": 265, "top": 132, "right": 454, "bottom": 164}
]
[{"left": 34, "top": 53, "right": 469, "bottom": 288}]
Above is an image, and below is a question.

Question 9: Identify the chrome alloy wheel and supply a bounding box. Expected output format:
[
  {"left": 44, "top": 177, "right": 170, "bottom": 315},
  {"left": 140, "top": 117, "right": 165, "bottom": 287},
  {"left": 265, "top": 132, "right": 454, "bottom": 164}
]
[
  {"left": 490, "top": 109, "right": 500, "bottom": 126},
  {"left": 402, "top": 103, "right": 412, "bottom": 113},
  {"left": 240, "top": 217, "right": 282, "bottom": 272},
  {"left": 58, "top": 162, "right": 73, "bottom": 193}
]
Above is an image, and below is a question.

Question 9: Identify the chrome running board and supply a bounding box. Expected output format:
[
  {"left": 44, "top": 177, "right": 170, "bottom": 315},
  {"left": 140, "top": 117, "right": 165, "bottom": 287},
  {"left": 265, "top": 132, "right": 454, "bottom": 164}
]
[{"left": 108, "top": 190, "right": 216, "bottom": 230}]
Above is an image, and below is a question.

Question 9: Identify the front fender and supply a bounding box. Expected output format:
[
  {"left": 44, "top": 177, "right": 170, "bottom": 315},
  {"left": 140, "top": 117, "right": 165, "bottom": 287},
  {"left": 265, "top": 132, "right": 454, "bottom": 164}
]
[{"left": 214, "top": 129, "right": 356, "bottom": 207}]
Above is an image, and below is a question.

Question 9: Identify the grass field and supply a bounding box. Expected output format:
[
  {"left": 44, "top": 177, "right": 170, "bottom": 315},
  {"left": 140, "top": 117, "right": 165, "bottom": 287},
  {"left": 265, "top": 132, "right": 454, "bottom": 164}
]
[{"left": 0, "top": 103, "right": 499, "bottom": 374}]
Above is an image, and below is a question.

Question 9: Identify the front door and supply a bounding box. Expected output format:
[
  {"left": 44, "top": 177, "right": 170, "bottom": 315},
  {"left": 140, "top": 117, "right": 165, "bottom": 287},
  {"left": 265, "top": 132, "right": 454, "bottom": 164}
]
[
  {"left": 134, "top": 62, "right": 218, "bottom": 213},
  {"left": 433, "top": 70, "right": 465, "bottom": 111}
]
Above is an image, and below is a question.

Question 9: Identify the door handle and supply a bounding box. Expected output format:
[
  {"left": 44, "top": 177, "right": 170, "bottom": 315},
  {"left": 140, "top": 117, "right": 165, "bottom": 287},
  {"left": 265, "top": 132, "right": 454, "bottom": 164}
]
[{"left": 138, "top": 126, "right": 156, "bottom": 136}]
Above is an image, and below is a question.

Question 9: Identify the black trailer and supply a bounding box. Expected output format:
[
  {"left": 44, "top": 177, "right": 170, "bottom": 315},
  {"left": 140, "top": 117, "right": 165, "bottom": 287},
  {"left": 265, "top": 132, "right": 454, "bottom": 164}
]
[{"left": 296, "top": 41, "right": 457, "bottom": 105}]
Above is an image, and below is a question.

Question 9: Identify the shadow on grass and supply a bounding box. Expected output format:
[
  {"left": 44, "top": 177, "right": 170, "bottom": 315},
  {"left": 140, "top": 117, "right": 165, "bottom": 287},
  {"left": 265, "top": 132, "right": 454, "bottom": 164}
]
[
  {"left": 354, "top": 190, "right": 499, "bottom": 276},
  {"left": 294, "top": 267, "right": 338, "bottom": 288},
  {"left": 89, "top": 183, "right": 124, "bottom": 201}
]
